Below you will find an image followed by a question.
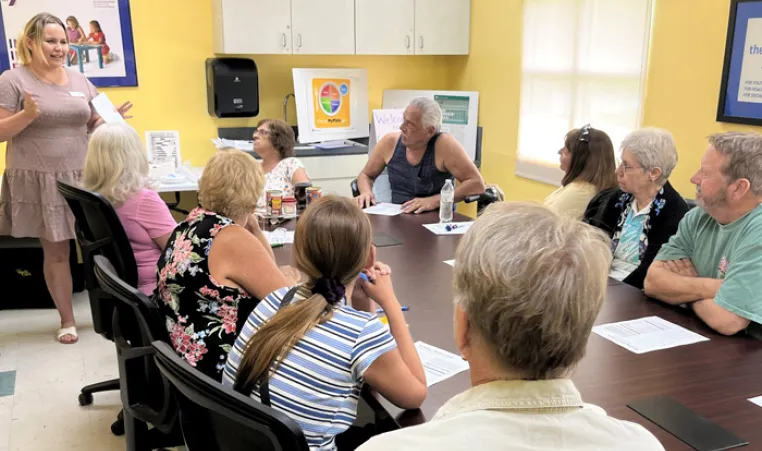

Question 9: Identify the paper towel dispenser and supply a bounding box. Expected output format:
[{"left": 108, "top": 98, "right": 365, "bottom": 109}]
[{"left": 206, "top": 58, "right": 259, "bottom": 118}]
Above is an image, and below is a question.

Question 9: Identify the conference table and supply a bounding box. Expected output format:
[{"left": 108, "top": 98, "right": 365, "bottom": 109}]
[{"left": 271, "top": 210, "right": 762, "bottom": 450}]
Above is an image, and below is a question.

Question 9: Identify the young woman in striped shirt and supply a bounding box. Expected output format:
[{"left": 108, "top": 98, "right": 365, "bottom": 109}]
[{"left": 223, "top": 196, "right": 427, "bottom": 450}]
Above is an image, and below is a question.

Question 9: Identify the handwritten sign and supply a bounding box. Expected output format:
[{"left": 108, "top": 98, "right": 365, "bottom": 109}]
[
  {"left": 367, "top": 109, "right": 403, "bottom": 204},
  {"left": 369, "top": 109, "right": 404, "bottom": 149}
]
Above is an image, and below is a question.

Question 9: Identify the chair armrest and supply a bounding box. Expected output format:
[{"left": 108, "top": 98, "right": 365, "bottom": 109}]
[{"left": 464, "top": 194, "right": 480, "bottom": 204}]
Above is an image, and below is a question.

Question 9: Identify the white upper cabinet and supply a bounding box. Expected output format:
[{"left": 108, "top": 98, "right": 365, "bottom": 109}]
[
  {"left": 355, "top": 0, "right": 415, "bottom": 55},
  {"left": 213, "top": 0, "right": 469, "bottom": 55},
  {"left": 291, "top": 0, "right": 356, "bottom": 55},
  {"left": 414, "top": 0, "right": 470, "bottom": 55},
  {"left": 213, "top": 0, "right": 292, "bottom": 54}
]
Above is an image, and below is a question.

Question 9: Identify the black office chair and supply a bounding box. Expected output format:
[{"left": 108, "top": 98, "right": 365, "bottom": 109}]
[
  {"left": 152, "top": 341, "right": 309, "bottom": 451},
  {"left": 686, "top": 198, "right": 698, "bottom": 210},
  {"left": 56, "top": 181, "right": 137, "bottom": 435},
  {"left": 464, "top": 185, "right": 503, "bottom": 216},
  {"left": 93, "top": 255, "right": 180, "bottom": 451},
  {"left": 582, "top": 188, "right": 619, "bottom": 235}
]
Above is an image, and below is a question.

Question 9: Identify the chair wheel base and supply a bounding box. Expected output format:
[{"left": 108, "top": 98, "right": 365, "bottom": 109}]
[
  {"left": 110, "top": 417, "right": 125, "bottom": 436},
  {"left": 78, "top": 392, "right": 93, "bottom": 406}
]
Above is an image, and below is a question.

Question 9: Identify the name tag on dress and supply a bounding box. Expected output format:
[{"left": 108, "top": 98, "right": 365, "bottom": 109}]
[{"left": 69, "top": 91, "right": 85, "bottom": 98}]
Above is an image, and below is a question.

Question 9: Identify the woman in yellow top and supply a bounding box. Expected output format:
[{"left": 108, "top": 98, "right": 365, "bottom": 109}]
[{"left": 544, "top": 124, "right": 617, "bottom": 219}]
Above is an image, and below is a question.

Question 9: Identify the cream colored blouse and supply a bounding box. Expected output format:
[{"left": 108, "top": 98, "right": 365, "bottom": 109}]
[{"left": 543, "top": 181, "right": 598, "bottom": 220}]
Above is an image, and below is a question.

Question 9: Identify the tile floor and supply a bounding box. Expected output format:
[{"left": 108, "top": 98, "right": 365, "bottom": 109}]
[
  {"left": 0, "top": 292, "right": 375, "bottom": 450},
  {"left": 0, "top": 292, "right": 128, "bottom": 451}
]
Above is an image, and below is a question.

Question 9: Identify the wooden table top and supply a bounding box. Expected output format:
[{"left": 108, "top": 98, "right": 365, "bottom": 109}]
[{"left": 272, "top": 211, "right": 762, "bottom": 450}]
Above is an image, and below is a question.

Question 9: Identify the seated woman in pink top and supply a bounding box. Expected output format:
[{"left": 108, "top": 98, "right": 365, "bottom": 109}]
[{"left": 84, "top": 123, "right": 176, "bottom": 295}]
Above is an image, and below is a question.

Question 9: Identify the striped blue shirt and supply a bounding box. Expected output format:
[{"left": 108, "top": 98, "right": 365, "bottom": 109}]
[{"left": 223, "top": 286, "right": 397, "bottom": 451}]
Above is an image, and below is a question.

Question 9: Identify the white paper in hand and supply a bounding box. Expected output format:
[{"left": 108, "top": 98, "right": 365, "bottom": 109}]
[
  {"left": 415, "top": 341, "right": 469, "bottom": 387},
  {"left": 363, "top": 203, "right": 403, "bottom": 216},
  {"left": 91, "top": 93, "right": 125, "bottom": 124}
]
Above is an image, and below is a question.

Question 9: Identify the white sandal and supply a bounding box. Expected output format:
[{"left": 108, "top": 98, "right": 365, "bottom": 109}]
[{"left": 56, "top": 326, "right": 79, "bottom": 344}]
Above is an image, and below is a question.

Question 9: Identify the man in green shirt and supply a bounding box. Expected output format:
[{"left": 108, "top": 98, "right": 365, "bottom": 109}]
[{"left": 644, "top": 132, "right": 762, "bottom": 336}]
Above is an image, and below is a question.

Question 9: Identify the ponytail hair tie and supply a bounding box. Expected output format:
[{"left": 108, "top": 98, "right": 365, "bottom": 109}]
[{"left": 311, "top": 277, "right": 346, "bottom": 304}]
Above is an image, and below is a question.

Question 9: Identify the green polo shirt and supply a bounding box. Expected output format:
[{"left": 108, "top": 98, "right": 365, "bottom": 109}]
[{"left": 655, "top": 205, "right": 762, "bottom": 325}]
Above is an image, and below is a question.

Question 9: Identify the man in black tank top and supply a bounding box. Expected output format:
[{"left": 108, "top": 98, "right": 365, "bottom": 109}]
[{"left": 355, "top": 97, "right": 485, "bottom": 213}]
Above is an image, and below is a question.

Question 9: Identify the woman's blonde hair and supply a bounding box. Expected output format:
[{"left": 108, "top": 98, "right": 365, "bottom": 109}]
[
  {"left": 234, "top": 196, "right": 372, "bottom": 394},
  {"left": 84, "top": 123, "right": 149, "bottom": 205},
  {"left": 454, "top": 202, "right": 613, "bottom": 380},
  {"left": 198, "top": 148, "right": 264, "bottom": 219},
  {"left": 18, "top": 13, "right": 66, "bottom": 66}
]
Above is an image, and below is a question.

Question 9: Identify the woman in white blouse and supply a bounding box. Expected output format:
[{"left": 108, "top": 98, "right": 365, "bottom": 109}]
[{"left": 252, "top": 119, "right": 310, "bottom": 215}]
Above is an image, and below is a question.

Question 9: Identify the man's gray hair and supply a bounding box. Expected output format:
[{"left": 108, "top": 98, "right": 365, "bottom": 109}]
[
  {"left": 453, "top": 202, "right": 612, "bottom": 380},
  {"left": 709, "top": 132, "right": 762, "bottom": 196},
  {"left": 620, "top": 128, "right": 678, "bottom": 186},
  {"left": 408, "top": 97, "right": 442, "bottom": 132}
]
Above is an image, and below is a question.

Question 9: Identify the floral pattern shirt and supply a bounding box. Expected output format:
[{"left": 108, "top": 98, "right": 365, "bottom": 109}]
[
  {"left": 154, "top": 207, "right": 260, "bottom": 381},
  {"left": 256, "top": 157, "right": 305, "bottom": 214}
]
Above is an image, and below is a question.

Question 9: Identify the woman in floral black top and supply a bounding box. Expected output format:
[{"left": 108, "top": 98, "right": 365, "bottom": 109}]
[
  {"left": 155, "top": 149, "right": 292, "bottom": 381},
  {"left": 584, "top": 128, "right": 690, "bottom": 289}
]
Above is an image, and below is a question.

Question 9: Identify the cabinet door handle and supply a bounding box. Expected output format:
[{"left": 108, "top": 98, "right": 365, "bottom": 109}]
[
  {"left": 281, "top": 33, "right": 287, "bottom": 48},
  {"left": 419, "top": 36, "right": 424, "bottom": 49},
  {"left": 405, "top": 35, "right": 410, "bottom": 49},
  {"left": 297, "top": 34, "right": 303, "bottom": 48}
]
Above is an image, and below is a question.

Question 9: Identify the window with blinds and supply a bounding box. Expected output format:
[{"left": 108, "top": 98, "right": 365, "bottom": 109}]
[{"left": 516, "top": 0, "right": 653, "bottom": 185}]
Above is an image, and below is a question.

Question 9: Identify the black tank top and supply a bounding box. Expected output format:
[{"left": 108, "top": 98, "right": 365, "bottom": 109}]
[{"left": 386, "top": 133, "right": 453, "bottom": 204}]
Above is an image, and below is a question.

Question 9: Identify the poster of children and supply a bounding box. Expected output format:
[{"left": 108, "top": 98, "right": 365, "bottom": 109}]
[{"left": 0, "top": 0, "right": 137, "bottom": 87}]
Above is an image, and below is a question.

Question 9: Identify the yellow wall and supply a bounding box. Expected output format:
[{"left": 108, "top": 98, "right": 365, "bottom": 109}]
[
  {"left": 641, "top": 0, "right": 761, "bottom": 197},
  {"left": 5, "top": 0, "right": 750, "bottom": 205},
  {"left": 454, "top": 0, "right": 557, "bottom": 203},
  {"left": 456, "top": 0, "right": 762, "bottom": 203},
  {"left": 0, "top": 0, "right": 456, "bottom": 171}
]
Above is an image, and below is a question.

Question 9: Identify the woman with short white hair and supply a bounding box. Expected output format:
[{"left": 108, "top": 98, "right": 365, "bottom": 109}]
[
  {"left": 84, "top": 123, "right": 176, "bottom": 296},
  {"left": 585, "top": 128, "right": 690, "bottom": 288},
  {"left": 358, "top": 203, "right": 664, "bottom": 451}
]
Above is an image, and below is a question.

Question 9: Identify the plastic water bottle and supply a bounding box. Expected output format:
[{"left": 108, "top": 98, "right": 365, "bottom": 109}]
[{"left": 439, "top": 179, "right": 454, "bottom": 223}]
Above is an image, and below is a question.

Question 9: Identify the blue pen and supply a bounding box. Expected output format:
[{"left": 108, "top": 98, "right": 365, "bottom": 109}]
[
  {"left": 376, "top": 306, "right": 409, "bottom": 314},
  {"left": 358, "top": 272, "right": 369, "bottom": 282}
]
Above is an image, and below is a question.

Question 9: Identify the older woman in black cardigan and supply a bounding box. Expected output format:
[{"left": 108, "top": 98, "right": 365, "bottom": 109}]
[{"left": 584, "top": 128, "right": 690, "bottom": 289}]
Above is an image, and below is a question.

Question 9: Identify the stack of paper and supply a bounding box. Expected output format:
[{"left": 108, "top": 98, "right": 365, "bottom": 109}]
[
  {"left": 415, "top": 342, "right": 469, "bottom": 387},
  {"left": 363, "top": 203, "right": 403, "bottom": 216},
  {"left": 211, "top": 138, "right": 254, "bottom": 151},
  {"left": 423, "top": 222, "right": 474, "bottom": 236},
  {"left": 314, "top": 140, "right": 348, "bottom": 150},
  {"left": 444, "top": 260, "right": 455, "bottom": 266},
  {"left": 592, "top": 316, "right": 709, "bottom": 354},
  {"left": 263, "top": 229, "right": 295, "bottom": 246}
]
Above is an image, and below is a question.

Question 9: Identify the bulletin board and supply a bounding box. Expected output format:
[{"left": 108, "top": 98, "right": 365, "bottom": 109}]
[
  {"left": 382, "top": 89, "right": 479, "bottom": 162},
  {"left": 718, "top": 0, "right": 762, "bottom": 125}
]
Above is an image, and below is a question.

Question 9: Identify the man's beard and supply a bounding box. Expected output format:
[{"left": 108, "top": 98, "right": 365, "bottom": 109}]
[{"left": 697, "top": 186, "right": 728, "bottom": 209}]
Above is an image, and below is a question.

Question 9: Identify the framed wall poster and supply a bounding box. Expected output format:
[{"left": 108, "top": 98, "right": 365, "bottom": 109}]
[
  {"left": 0, "top": 0, "right": 137, "bottom": 87},
  {"left": 718, "top": 0, "right": 762, "bottom": 125}
]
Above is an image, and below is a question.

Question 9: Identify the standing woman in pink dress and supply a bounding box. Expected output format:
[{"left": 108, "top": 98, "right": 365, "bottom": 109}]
[{"left": 0, "top": 13, "right": 132, "bottom": 344}]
